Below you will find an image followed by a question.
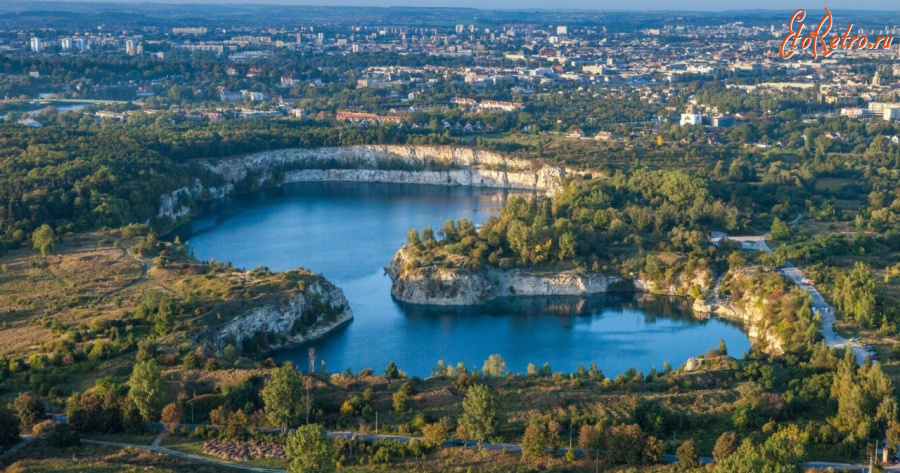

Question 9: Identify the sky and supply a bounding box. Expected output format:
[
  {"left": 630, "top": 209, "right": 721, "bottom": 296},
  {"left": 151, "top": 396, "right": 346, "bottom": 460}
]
[{"left": 53, "top": 0, "right": 900, "bottom": 11}]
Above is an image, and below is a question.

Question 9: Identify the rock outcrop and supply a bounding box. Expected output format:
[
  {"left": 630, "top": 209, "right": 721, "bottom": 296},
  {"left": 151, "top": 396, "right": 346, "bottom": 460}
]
[
  {"left": 158, "top": 145, "right": 566, "bottom": 221},
  {"left": 691, "top": 296, "right": 784, "bottom": 355},
  {"left": 386, "top": 246, "right": 718, "bottom": 306},
  {"left": 386, "top": 247, "right": 626, "bottom": 305},
  {"left": 633, "top": 270, "right": 712, "bottom": 297},
  {"left": 202, "top": 279, "right": 353, "bottom": 354}
]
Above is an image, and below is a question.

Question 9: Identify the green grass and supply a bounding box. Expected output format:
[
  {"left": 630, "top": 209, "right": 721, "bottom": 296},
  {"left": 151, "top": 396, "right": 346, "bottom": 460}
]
[
  {"left": 162, "top": 438, "right": 289, "bottom": 470},
  {"left": 2, "top": 439, "right": 245, "bottom": 473},
  {"left": 83, "top": 432, "right": 160, "bottom": 446}
]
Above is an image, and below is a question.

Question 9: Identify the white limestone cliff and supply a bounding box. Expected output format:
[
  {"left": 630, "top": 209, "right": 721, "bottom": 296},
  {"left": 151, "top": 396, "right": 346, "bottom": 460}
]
[{"left": 157, "top": 145, "right": 566, "bottom": 221}]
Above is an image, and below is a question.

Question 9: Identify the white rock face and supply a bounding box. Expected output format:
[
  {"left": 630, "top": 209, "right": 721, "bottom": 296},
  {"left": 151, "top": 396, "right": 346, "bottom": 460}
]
[
  {"left": 157, "top": 146, "right": 566, "bottom": 221},
  {"left": 280, "top": 167, "right": 563, "bottom": 191},
  {"left": 206, "top": 280, "right": 353, "bottom": 354},
  {"left": 385, "top": 248, "right": 625, "bottom": 305},
  {"left": 711, "top": 297, "right": 784, "bottom": 355},
  {"left": 633, "top": 270, "right": 711, "bottom": 297}
]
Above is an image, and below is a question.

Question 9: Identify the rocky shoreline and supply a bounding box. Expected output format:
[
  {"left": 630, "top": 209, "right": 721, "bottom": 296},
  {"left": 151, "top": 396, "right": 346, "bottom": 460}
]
[
  {"left": 692, "top": 296, "right": 784, "bottom": 355},
  {"left": 385, "top": 246, "right": 710, "bottom": 306},
  {"left": 201, "top": 279, "right": 354, "bottom": 355},
  {"left": 384, "top": 246, "right": 789, "bottom": 353},
  {"left": 157, "top": 145, "right": 567, "bottom": 223},
  {"left": 159, "top": 145, "right": 566, "bottom": 356}
]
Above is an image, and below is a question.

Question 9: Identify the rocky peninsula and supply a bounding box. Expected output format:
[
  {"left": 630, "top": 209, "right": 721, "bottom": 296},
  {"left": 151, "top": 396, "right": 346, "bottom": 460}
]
[
  {"left": 200, "top": 276, "right": 353, "bottom": 355},
  {"left": 385, "top": 246, "right": 711, "bottom": 306}
]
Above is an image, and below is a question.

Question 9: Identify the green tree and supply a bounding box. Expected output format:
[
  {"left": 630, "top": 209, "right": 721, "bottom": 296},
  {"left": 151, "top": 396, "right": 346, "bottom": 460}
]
[
  {"left": 770, "top": 217, "right": 792, "bottom": 241},
  {"left": 392, "top": 389, "right": 408, "bottom": 413},
  {"left": 727, "top": 251, "right": 747, "bottom": 269},
  {"left": 718, "top": 339, "right": 728, "bottom": 356},
  {"left": 835, "top": 262, "right": 877, "bottom": 327},
  {"left": 421, "top": 417, "right": 452, "bottom": 447},
  {"left": 605, "top": 424, "right": 644, "bottom": 466},
  {"left": 128, "top": 360, "right": 164, "bottom": 422},
  {"left": 420, "top": 225, "right": 435, "bottom": 246},
  {"left": 13, "top": 392, "right": 44, "bottom": 431},
  {"left": 716, "top": 426, "right": 805, "bottom": 473},
  {"left": 558, "top": 231, "right": 576, "bottom": 260},
  {"left": 459, "top": 384, "right": 500, "bottom": 448},
  {"left": 32, "top": 224, "right": 56, "bottom": 255},
  {"left": 406, "top": 228, "right": 421, "bottom": 247},
  {"left": 643, "top": 435, "right": 667, "bottom": 464},
  {"left": 385, "top": 361, "right": 400, "bottom": 379},
  {"left": 0, "top": 406, "right": 19, "bottom": 446},
  {"left": 578, "top": 424, "right": 602, "bottom": 455},
  {"left": 713, "top": 431, "right": 740, "bottom": 462},
  {"left": 677, "top": 439, "right": 700, "bottom": 468},
  {"left": 482, "top": 354, "right": 506, "bottom": 378},
  {"left": 160, "top": 402, "right": 183, "bottom": 430},
  {"left": 285, "top": 424, "right": 334, "bottom": 473},
  {"left": 261, "top": 362, "right": 304, "bottom": 432},
  {"left": 521, "top": 422, "right": 548, "bottom": 458}
]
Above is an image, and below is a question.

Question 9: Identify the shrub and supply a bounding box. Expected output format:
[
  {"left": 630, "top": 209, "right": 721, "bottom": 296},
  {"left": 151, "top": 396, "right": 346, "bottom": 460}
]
[
  {"left": 0, "top": 406, "right": 20, "bottom": 446},
  {"left": 161, "top": 402, "right": 184, "bottom": 430},
  {"left": 13, "top": 392, "right": 44, "bottom": 431},
  {"left": 676, "top": 439, "right": 700, "bottom": 468},
  {"left": 45, "top": 423, "right": 81, "bottom": 448}
]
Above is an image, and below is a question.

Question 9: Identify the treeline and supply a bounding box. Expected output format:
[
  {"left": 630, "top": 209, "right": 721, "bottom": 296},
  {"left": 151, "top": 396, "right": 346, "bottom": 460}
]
[
  {"left": 0, "top": 117, "right": 449, "bottom": 254},
  {"left": 402, "top": 170, "right": 741, "bottom": 277}
]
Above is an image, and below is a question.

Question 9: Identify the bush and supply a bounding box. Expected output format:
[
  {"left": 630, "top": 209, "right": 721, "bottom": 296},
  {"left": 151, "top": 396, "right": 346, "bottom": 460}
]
[
  {"left": 161, "top": 402, "right": 184, "bottom": 430},
  {"left": 713, "top": 432, "right": 739, "bottom": 462},
  {"left": 45, "top": 422, "right": 81, "bottom": 448},
  {"left": 676, "top": 439, "right": 700, "bottom": 468},
  {"left": 0, "top": 405, "right": 20, "bottom": 446},
  {"left": 13, "top": 391, "right": 44, "bottom": 431}
]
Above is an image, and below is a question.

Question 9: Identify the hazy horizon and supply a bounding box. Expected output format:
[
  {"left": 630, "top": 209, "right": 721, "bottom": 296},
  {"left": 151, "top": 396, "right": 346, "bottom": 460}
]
[{"left": 40, "top": 0, "right": 900, "bottom": 12}]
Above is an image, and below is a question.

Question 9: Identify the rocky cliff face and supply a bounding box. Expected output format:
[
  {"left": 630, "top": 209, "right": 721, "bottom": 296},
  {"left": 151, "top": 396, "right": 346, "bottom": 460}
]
[
  {"left": 633, "top": 270, "right": 712, "bottom": 297},
  {"left": 693, "top": 296, "right": 784, "bottom": 355},
  {"left": 203, "top": 280, "right": 353, "bottom": 354},
  {"left": 386, "top": 248, "right": 626, "bottom": 305},
  {"left": 157, "top": 145, "right": 566, "bottom": 221}
]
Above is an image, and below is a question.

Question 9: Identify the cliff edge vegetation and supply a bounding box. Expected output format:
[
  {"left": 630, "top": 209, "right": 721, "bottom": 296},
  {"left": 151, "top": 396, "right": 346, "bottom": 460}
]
[
  {"left": 388, "top": 169, "right": 738, "bottom": 304},
  {"left": 701, "top": 268, "right": 820, "bottom": 355},
  {"left": 0, "top": 224, "right": 350, "bottom": 396}
]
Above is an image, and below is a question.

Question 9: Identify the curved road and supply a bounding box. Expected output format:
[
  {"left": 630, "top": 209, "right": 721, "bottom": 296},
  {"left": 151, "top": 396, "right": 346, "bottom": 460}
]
[{"left": 712, "top": 214, "right": 867, "bottom": 365}]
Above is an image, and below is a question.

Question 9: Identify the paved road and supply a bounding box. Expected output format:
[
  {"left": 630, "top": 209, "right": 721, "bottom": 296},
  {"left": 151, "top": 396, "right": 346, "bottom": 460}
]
[
  {"left": 712, "top": 214, "right": 867, "bottom": 365},
  {"left": 780, "top": 265, "right": 869, "bottom": 365},
  {"left": 41, "top": 419, "right": 897, "bottom": 471}
]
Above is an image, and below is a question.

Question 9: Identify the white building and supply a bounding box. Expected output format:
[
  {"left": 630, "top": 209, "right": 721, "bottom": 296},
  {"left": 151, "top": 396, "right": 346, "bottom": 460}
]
[
  {"left": 680, "top": 104, "right": 703, "bottom": 126},
  {"left": 680, "top": 112, "right": 703, "bottom": 126},
  {"left": 30, "top": 37, "right": 42, "bottom": 53},
  {"left": 241, "top": 90, "right": 265, "bottom": 101},
  {"left": 556, "top": 26, "right": 568, "bottom": 35},
  {"left": 61, "top": 38, "right": 72, "bottom": 51}
]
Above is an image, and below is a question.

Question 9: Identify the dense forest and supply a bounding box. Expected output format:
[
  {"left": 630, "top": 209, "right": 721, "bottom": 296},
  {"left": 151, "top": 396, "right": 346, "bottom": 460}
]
[{"left": 401, "top": 171, "right": 739, "bottom": 286}]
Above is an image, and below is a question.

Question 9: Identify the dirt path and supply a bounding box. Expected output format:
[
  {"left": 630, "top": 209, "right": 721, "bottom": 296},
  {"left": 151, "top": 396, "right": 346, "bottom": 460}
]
[
  {"left": 0, "top": 436, "right": 36, "bottom": 465},
  {"left": 81, "top": 439, "right": 285, "bottom": 473},
  {"left": 102, "top": 248, "right": 150, "bottom": 298}
]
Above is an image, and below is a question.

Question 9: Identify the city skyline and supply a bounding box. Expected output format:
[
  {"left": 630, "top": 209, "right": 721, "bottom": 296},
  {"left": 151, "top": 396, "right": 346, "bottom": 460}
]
[{"left": 45, "top": 0, "right": 900, "bottom": 11}]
